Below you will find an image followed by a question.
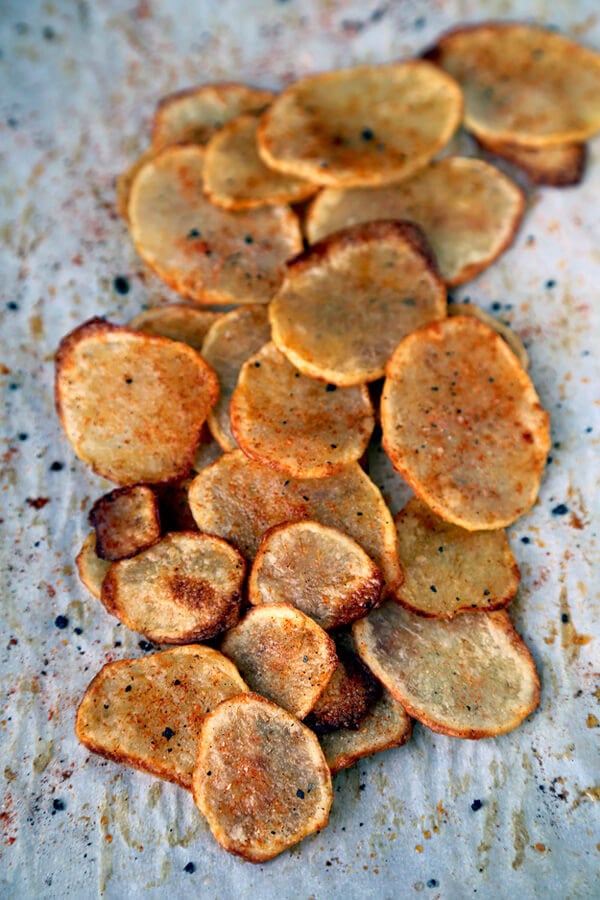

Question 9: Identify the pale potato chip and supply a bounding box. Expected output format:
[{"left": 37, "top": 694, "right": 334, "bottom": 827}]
[
  {"left": 395, "top": 498, "right": 520, "bottom": 618},
  {"left": 204, "top": 114, "right": 317, "bottom": 210},
  {"left": 220, "top": 604, "right": 337, "bottom": 719},
  {"left": 75, "top": 532, "right": 111, "bottom": 599},
  {"left": 270, "top": 221, "right": 446, "bottom": 386},
  {"left": 353, "top": 602, "right": 540, "bottom": 738},
  {"left": 75, "top": 645, "right": 247, "bottom": 788},
  {"left": 55, "top": 318, "right": 219, "bottom": 484},
  {"left": 258, "top": 62, "right": 462, "bottom": 187},
  {"left": 116, "top": 147, "right": 157, "bottom": 221},
  {"left": 188, "top": 451, "right": 402, "bottom": 592},
  {"left": 426, "top": 23, "right": 600, "bottom": 147},
  {"left": 320, "top": 689, "right": 412, "bottom": 774},
  {"left": 249, "top": 521, "right": 384, "bottom": 629},
  {"left": 231, "top": 342, "right": 375, "bottom": 478},
  {"left": 193, "top": 693, "right": 333, "bottom": 862},
  {"left": 152, "top": 83, "right": 275, "bottom": 149},
  {"left": 89, "top": 485, "right": 161, "bottom": 561},
  {"left": 101, "top": 532, "right": 245, "bottom": 644},
  {"left": 128, "top": 304, "right": 220, "bottom": 350},
  {"left": 381, "top": 316, "right": 550, "bottom": 529},
  {"left": 305, "top": 157, "right": 524, "bottom": 286},
  {"left": 475, "top": 136, "right": 586, "bottom": 187},
  {"left": 201, "top": 306, "right": 271, "bottom": 451},
  {"left": 448, "top": 302, "right": 529, "bottom": 370},
  {"left": 128, "top": 145, "right": 302, "bottom": 305}
]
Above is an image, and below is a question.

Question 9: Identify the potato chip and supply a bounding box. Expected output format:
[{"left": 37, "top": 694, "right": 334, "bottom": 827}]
[
  {"left": 258, "top": 62, "right": 462, "bottom": 187},
  {"left": 89, "top": 485, "right": 161, "bottom": 561},
  {"left": 320, "top": 689, "right": 412, "bottom": 774},
  {"left": 426, "top": 23, "right": 600, "bottom": 147},
  {"left": 128, "top": 146, "right": 302, "bottom": 306},
  {"left": 381, "top": 316, "right": 550, "bottom": 529},
  {"left": 476, "top": 136, "right": 586, "bottom": 187},
  {"left": 75, "top": 532, "right": 111, "bottom": 599},
  {"left": 353, "top": 602, "right": 540, "bottom": 738},
  {"left": 193, "top": 693, "right": 333, "bottom": 862},
  {"left": 116, "top": 147, "right": 157, "bottom": 221},
  {"left": 55, "top": 318, "right": 219, "bottom": 484},
  {"left": 204, "top": 114, "right": 318, "bottom": 210},
  {"left": 188, "top": 451, "right": 402, "bottom": 591},
  {"left": 305, "top": 157, "right": 524, "bottom": 286},
  {"left": 101, "top": 532, "right": 245, "bottom": 644},
  {"left": 220, "top": 604, "right": 337, "bottom": 718},
  {"left": 201, "top": 306, "right": 271, "bottom": 451},
  {"left": 128, "top": 304, "right": 220, "bottom": 350},
  {"left": 152, "top": 83, "right": 275, "bottom": 149},
  {"left": 448, "top": 302, "right": 529, "bottom": 370},
  {"left": 231, "top": 342, "right": 374, "bottom": 478},
  {"left": 75, "top": 645, "right": 248, "bottom": 788},
  {"left": 249, "top": 520, "right": 384, "bottom": 629},
  {"left": 270, "top": 221, "right": 446, "bottom": 386},
  {"left": 395, "top": 498, "right": 519, "bottom": 618}
]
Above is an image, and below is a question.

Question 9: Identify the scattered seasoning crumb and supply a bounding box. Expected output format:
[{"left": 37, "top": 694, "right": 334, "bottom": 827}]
[
  {"left": 18, "top": 432, "right": 28, "bottom": 441},
  {"left": 361, "top": 127, "right": 374, "bottom": 141},
  {"left": 561, "top": 613, "right": 569, "bottom": 623},
  {"left": 296, "top": 788, "right": 305, "bottom": 799},
  {"left": 244, "top": 235, "right": 254, "bottom": 244},
  {"left": 430, "top": 585, "right": 437, "bottom": 593},
  {"left": 471, "top": 799, "right": 483, "bottom": 811},
  {"left": 552, "top": 504, "right": 569, "bottom": 516},
  {"left": 162, "top": 727, "right": 175, "bottom": 740},
  {"left": 521, "top": 536, "right": 530, "bottom": 544},
  {"left": 125, "top": 685, "right": 132, "bottom": 693},
  {"left": 49, "top": 461, "right": 64, "bottom": 472},
  {"left": 54, "top": 615, "right": 69, "bottom": 629},
  {"left": 113, "top": 276, "right": 130, "bottom": 294},
  {"left": 52, "top": 799, "right": 65, "bottom": 812},
  {"left": 325, "top": 384, "right": 337, "bottom": 392},
  {"left": 545, "top": 279, "right": 556, "bottom": 289},
  {"left": 27, "top": 497, "right": 50, "bottom": 509},
  {"left": 73, "top": 627, "right": 83, "bottom": 635},
  {"left": 187, "top": 228, "right": 200, "bottom": 238},
  {"left": 7, "top": 301, "right": 19, "bottom": 311},
  {"left": 427, "top": 880, "right": 439, "bottom": 889},
  {"left": 183, "top": 862, "right": 196, "bottom": 874},
  {"left": 138, "top": 640, "right": 154, "bottom": 651}
]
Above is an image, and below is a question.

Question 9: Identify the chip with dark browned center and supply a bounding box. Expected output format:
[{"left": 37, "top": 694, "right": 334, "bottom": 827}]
[{"left": 89, "top": 485, "right": 161, "bottom": 561}]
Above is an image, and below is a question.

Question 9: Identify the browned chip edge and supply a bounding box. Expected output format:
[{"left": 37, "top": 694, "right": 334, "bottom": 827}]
[
  {"left": 89, "top": 485, "right": 162, "bottom": 561},
  {"left": 475, "top": 136, "right": 587, "bottom": 187}
]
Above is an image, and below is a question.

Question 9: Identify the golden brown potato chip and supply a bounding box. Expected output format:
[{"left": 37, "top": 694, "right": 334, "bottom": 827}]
[
  {"left": 395, "top": 498, "right": 520, "bottom": 618},
  {"left": 128, "top": 145, "right": 302, "bottom": 305},
  {"left": 305, "top": 157, "right": 524, "bottom": 286},
  {"left": 89, "top": 485, "right": 161, "bottom": 561},
  {"left": 193, "top": 693, "right": 333, "bottom": 862},
  {"left": 448, "top": 302, "right": 529, "bottom": 370},
  {"left": 75, "top": 532, "right": 111, "bottom": 599},
  {"left": 381, "top": 316, "right": 550, "bottom": 529},
  {"left": 188, "top": 451, "right": 402, "bottom": 592},
  {"left": 258, "top": 62, "right": 462, "bottom": 187},
  {"left": 201, "top": 306, "right": 271, "bottom": 451},
  {"left": 128, "top": 304, "right": 220, "bottom": 350},
  {"left": 116, "top": 147, "right": 157, "bottom": 221},
  {"left": 220, "top": 604, "right": 337, "bottom": 719},
  {"left": 75, "top": 645, "right": 247, "bottom": 788},
  {"left": 475, "top": 136, "right": 586, "bottom": 187},
  {"left": 426, "top": 23, "right": 600, "bottom": 147},
  {"left": 270, "top": 221, "right": 446, "bottom": 386},
  {"left": 249, "top": 520, "right": 384, "bottom": 629},
  {"left": 55, "top": 318, "right": 219, "bottom": 485},
  {"left": 231, "top": 342, "right": 374, "bottom": 478},
  {"left": 152, "top": 83, "right": 275, "bottom": 149},
  {"left": 204, "top": 114, "right": 318, "bottom": 210},
  {"left": 101, "top": 532, "right": 245, "bottom": 644},
  {"left": 353, "top": 602, "right": 540, "bottom": 738},
  {"left": 320, "top": 688, "right": 412, "bottom": 774}
]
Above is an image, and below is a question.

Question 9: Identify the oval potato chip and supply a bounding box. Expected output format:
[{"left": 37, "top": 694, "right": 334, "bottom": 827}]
[
  {"left": 231, "top": 342, "right": 375, "bottom": 478},
  {"left": 128, "top": 304, "right": 220, "bottom": 350},
  {"left": 353, "top": 602, "right": 540, "bottom": 738},
  {"left": 475, "top": 136, "right": 586, "bottom": 187},
  {"left": 76, "top": 532, "right": 111, "bottom": 599},
  {"left": 305, "top": 157, "right": 524, "bottom": 286},
  {"left": 55, "top": 318, "right": 219, "bottom": 485},
  {"left": 448, "top": 302, "right": 529, "bottom": 370},
  {"left": 188, "top": 451, "right": 402, "bottom": 592},
  {"left": 258, "top": 62, "right": 462, "bottom": 187},
  {"left": 381, "top": 316, "right": 550, "bottom": 530},
  {"left": 270, "top": 221, "right": 446, "bottom": 386},
  {"left": 193, "top": 693, "right": 333, "bottom": 862},
  {"left": 89, "top": 485, "right": 161, "bottom": 561},
  {"left": 101, "top": 532, "right": 246, "bottom": 644},
  {"left": 75, "top": 645, "right": 248, "bottom": 788},
  {"left": 128, "top": 145, "right": 302, "bottom": 306}
]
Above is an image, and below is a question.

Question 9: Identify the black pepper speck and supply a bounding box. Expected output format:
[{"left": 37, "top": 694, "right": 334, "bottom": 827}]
[
  {"left": 552, "top": 504, "right": 568, "bottom": 516},
  {"left": 471, "top": 799, "right": 483, "bottom": 811},
  {"left": 113, "top": 276, "right": 130, "bottom": 295},
  {"left": 49, "top": 461, "right": 64, "bottom": 472},
  {"left": 54, "top": 615, "right": 68, "bottom": 629},
  {"left": 52, "top": 799, "right": 65, "bottom": 812},
  {"left": 183, "top": 862, "right": 196, "bottom": 874}
]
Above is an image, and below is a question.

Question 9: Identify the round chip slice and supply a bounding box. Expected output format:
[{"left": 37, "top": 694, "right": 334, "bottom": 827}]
[
  {"left": 448, "top": 302, "right": 529, "bottom": 370},
  {"left": 258, "top": 62, "right": 462, "bottom": 187},
  {"left": 188, "top": 451, "right": 402, "bottom": 592},
  {"left": 116, "top": 147, "right": 157, "bottom": 221},
  {"left": 76, "top": 532, "right": 111, "bottom": 599},
  {"left": 381, "top": 316, "right": 550, "bottom": 529},
  {"left": 101, "top": 532, "right": 246, "bottom": 644},
  {"left": 270, "top": 221, "right": 446, "bottom": 386},
  {"left": 249, "top": 521, "right": 384, "bottom": 629},
  {"left": 128, "top": 304, "right": 220, "bottom": 350},
  {"left": 193, "top": 693, "right": 333, "bottom": 862},
  {"left": 204, "top": 114, "right": 317, "bottom": 210},
  {"left": 395, "top": 498, "right": 520, "bottom": 618},
  {"left": 231, "top": 343, "right": 374, "bottom": 478},
  {"left": 55, "top": 318, "right": 219, "bottom": 484},
  {"left": 128, "top": 145, "right": 302, "bottom": 306},
  {"left": 201, "top": 306, "right": 271, "bottom": 451},
  {"left": 426, "top": 23, "right": 600, "bottom": 147},
  {"left": 75, "top": 645, "right": 248, "bottom": 788},
  {"left": 353, "top": 602, "right": 540, "bottom": 738},
  {"left": 475, "top": 136, "right": 586, "bottom": 187},
  {"left": 305, "top": 157, "right": 524, "bottom": 286}
]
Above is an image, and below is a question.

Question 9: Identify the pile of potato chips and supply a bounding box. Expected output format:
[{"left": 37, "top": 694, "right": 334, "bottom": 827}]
[{"left": 55, "top": 23, "right": 600, "bottom": 863}]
